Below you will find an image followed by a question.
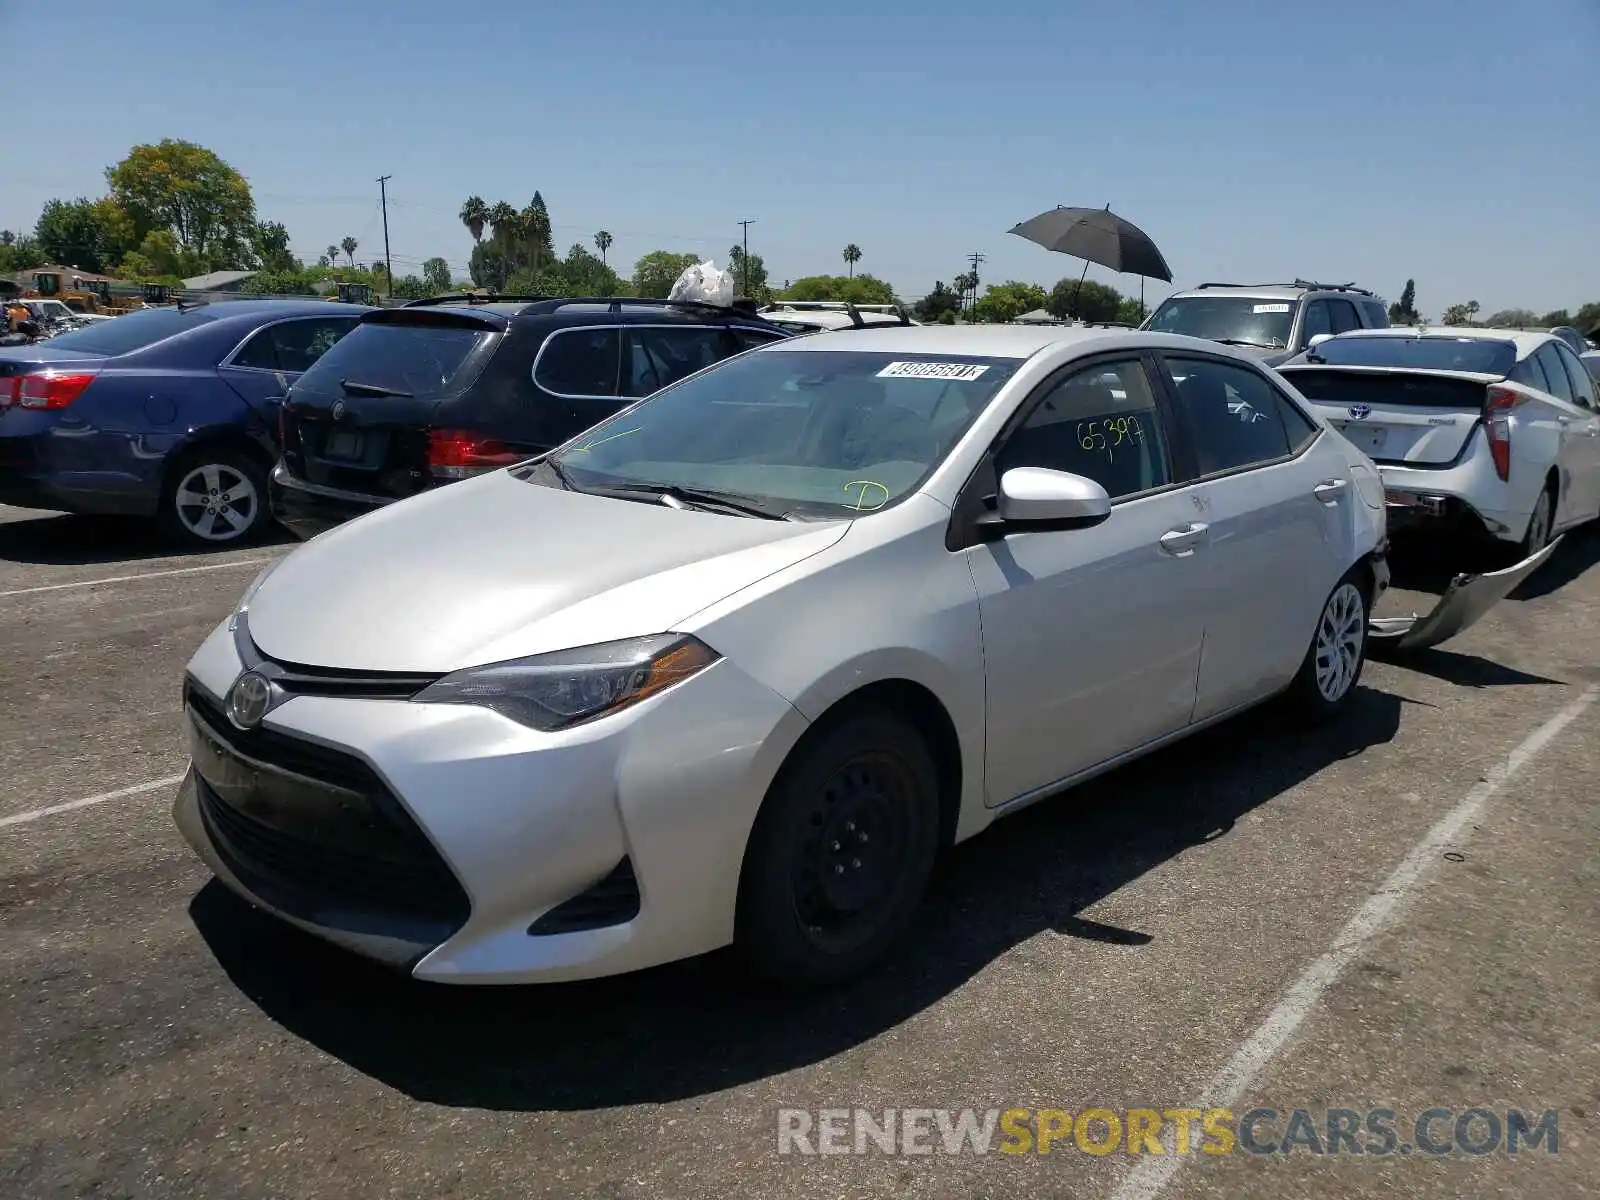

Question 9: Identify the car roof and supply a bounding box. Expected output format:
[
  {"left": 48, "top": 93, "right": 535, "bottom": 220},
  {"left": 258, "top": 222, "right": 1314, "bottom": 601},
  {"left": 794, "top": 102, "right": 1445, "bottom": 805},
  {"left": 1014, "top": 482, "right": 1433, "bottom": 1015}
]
[
  {"left": 748, "top": 322, "right": 1247, "bottom": 363},
  {"left": 1166, "top": 284, "right": 1309, "bottom": 301},
  {"left": 1338, "top": 325, "right": 1559, "bottom": 357},
  {"left": 195, "top": 299, "right": 376, "bottom": 323}
]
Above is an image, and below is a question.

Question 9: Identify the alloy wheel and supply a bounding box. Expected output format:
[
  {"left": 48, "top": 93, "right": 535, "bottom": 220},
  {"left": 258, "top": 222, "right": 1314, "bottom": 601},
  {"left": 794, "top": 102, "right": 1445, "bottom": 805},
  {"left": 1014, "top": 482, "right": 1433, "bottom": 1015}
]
[
  {"left": 1314, "top": 582, "right": 1366, "bottom": 703},
  {"left": 173, "top": 463, "right": 259, "bottom": 543}
]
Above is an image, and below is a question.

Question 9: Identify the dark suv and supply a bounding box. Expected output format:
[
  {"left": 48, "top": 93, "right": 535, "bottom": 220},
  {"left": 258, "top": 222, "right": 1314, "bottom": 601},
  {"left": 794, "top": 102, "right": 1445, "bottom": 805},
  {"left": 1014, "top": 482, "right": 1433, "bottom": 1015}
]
[{"left": 270, "top": 295, "right": 793, "bottom": 538}]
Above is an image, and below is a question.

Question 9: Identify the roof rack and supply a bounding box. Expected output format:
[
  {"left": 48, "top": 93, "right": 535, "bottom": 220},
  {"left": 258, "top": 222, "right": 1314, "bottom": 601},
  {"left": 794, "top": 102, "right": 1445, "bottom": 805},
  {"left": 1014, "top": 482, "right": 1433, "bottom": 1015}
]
[
  {"left": 763, "top": 300, "right": 901, "bottom": 313},
  {"left": 1194, "top": 280, "right": 1375, "bottom": 298},
  {"left": 401, "top": 294, "right": 768, "bottom": 319},
  {"left": 823, "top": 301, "right": 915, "bottom": 329}
]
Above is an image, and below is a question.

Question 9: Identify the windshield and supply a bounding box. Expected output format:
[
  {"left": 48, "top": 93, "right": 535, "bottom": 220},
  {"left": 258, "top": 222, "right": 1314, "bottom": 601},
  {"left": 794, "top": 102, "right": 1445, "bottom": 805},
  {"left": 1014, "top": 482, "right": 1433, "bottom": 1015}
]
[
  {"left": 1145, "top": 296, "right": 1296, "bottom": 349},
  {"left": 294, "top": 320, "right": 494, "bottom": 400},
  {"left": 1309, "top": 335, "right": 1516, "bottom": 376},
  {"left": 39, "top": 305, "right": 213, "bottom": 355},
  {"left": 545, "top": 349, "right": 1022, "bottom": 517}
]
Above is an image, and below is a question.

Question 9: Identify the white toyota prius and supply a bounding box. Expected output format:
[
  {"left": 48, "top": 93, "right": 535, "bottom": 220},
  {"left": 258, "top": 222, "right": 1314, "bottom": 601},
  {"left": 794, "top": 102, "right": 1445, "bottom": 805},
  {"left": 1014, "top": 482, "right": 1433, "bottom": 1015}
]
[{"left": 175, "top": 324, "right": 1390, "bottom": 987}]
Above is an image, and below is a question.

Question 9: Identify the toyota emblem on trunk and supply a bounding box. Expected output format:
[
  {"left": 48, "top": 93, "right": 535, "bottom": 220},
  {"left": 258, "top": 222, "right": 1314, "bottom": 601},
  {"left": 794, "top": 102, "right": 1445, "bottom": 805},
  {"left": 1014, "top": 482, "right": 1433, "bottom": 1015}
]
[
  {"left": 226, "top": 671, "right": 273, "bottom": 730},
  {"left": 1347, "top": 404, "right": 1371, "bottom": 420}
]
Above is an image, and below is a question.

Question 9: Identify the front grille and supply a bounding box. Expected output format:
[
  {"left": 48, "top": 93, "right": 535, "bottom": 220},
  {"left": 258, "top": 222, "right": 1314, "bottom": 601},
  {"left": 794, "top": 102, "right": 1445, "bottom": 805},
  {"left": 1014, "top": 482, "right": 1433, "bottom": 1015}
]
[
  {"left": 528, "top": 859, "right": 641, "bottom": 935},
  {"left": 187, "top": 683, "right": 470, "bottom": 936}
]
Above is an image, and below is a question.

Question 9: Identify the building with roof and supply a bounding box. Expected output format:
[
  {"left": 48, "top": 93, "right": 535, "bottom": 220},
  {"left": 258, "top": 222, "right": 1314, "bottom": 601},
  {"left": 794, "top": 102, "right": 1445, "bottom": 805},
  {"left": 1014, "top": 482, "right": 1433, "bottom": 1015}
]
[{"left": 182, "top": 270, "right": 258, "bottom": 293}]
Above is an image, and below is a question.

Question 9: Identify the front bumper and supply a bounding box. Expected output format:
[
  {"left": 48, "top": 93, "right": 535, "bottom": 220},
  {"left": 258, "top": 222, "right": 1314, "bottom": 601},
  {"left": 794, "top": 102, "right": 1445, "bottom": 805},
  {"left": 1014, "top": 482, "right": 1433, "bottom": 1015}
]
[
  {"left": 175, "top": 618, "right": 810, "bottom": 984},
  {"left": 269, "top": 461, "right": 391, "bottom": 540}
]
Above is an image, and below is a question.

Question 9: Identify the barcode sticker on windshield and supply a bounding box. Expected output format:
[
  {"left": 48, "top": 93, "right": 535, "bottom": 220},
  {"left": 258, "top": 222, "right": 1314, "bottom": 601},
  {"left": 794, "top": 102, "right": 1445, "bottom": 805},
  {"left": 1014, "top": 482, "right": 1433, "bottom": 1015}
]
[
  {"left": 1252, "top": 303, "right": 1292, "bottom": 314},
  {"left": 877, "top": 361, "right": 990, "bottom": 381}
]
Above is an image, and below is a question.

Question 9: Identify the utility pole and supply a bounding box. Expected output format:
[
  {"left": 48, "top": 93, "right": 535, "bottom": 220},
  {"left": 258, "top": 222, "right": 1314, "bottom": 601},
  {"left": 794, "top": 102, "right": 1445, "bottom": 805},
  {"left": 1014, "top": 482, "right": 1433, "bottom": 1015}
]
[
  {"left": 376, "top": 175, "right": 394, "bottom": 297},
  {"left": 965, "top": 251, "right": 985, "bottom": 315},
  {"left": 737, "top": 218, "right": 756, "bottom": 298}
]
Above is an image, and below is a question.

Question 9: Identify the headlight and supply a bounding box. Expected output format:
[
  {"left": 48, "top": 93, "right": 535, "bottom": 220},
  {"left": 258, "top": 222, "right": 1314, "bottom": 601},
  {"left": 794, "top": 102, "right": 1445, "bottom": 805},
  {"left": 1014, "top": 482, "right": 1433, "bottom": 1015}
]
[
  {"left": 412, "top": 634, "right": 720, "bottom": 731},
  {"left": 228, "top": 559, "right": 282, "bottom": 631}
]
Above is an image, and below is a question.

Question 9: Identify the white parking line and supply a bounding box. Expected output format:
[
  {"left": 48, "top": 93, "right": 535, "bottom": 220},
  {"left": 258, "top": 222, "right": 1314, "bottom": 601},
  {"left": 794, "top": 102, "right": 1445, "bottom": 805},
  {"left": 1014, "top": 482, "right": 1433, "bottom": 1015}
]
[
  {"left": 1111, "top": 683, "right": 1599, "bottom": 1200},
  {"left": 0, "top": 556, "right": 279, "bottom": 598},
  {"left": 0, "top": 773, "right": 187, "bottom": 829}
]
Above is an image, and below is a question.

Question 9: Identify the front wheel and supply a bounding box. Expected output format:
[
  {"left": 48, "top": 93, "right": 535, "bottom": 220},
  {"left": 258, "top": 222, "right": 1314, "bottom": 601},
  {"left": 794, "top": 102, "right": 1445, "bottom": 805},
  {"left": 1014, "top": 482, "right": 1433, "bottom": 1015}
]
[
  {"left": 1285, "top": 571, "right": 1369, "bottom": 720},
  {"left": 159, "top": 448, "right": 269, "bottom": 548},
  {"left": 735, "top": 709, "right": 941, "bottom": 988}
]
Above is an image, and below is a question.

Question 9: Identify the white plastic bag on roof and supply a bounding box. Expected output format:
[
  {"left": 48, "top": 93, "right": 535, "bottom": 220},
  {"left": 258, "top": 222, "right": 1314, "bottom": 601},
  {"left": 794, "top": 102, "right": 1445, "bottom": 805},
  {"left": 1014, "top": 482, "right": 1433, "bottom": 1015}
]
[{"left": 668, "top": 260, "right": 735, "bottom": 307}]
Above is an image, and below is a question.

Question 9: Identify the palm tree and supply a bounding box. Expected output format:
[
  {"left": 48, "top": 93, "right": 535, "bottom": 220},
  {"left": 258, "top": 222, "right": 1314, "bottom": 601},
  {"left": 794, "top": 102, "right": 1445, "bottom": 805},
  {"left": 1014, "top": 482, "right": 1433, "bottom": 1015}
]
[
  {"left": 594, "top": 230, "right": 612, "bottom": 263},
  {"left": 842, "top": 244, "right": 862, "bottom": 277},
  {"left": 325, "top": 244, "right": 340, "bottom": 268},
  {"left": 488, "top": 202, "right": 518, "bottom": 248},
  {"left": 459, "top": 196, "right": 489, "bottom": 244},
  {"left": 340, "top": 237, "right": 358, "bottom": 267}
]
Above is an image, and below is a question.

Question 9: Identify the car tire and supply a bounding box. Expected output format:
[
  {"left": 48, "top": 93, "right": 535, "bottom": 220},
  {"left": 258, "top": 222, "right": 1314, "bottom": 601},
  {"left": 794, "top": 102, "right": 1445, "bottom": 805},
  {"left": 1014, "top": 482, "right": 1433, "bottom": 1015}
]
[
  {"left": 159, "top": 446, "right": 270, "bottom": 549},
  {"left": 735, "top": 708, "right": 942, "bottom": 988},
  {"left": 1285, "top": 567, "right": 1370, "bottom": 721},
  {"left": 1517, "top": 482, "right": 1555, "bottom": 560}
]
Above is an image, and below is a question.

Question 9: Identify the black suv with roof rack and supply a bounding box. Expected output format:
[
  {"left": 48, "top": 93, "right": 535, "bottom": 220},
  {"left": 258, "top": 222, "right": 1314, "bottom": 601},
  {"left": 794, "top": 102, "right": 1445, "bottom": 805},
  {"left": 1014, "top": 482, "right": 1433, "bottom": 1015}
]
[{"left": 269, "top": 295, "right": 794, "bottom": 538}]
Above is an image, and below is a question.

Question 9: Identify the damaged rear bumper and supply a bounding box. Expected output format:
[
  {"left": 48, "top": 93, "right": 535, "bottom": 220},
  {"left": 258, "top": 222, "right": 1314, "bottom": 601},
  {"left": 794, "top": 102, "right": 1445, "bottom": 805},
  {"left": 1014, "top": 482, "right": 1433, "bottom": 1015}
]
[{"left": 1367, "top": 537, "right": 1561, "bottom": 655}]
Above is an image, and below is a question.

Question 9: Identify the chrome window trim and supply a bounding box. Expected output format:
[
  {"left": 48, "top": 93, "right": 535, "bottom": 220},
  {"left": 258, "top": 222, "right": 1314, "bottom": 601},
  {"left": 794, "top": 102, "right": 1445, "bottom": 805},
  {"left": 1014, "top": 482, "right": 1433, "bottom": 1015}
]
[{"left": 530, "top": 321, "right": 782, "bottom": 401}]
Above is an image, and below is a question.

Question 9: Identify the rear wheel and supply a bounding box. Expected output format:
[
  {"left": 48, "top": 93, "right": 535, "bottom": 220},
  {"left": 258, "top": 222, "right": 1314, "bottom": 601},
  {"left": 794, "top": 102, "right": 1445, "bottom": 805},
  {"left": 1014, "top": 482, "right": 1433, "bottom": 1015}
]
[
  {"left": 735, "top": 709, "right": 941, "bottom": 987},
  {"left": 1285, "top": 569, "right": 1369, "bottom": 720},
  {"left": 1517, "top": 483, "right": 1555, "bottom": 559},
  {"left": 159, "top": 447, "right": 269, "bottom": 548}
]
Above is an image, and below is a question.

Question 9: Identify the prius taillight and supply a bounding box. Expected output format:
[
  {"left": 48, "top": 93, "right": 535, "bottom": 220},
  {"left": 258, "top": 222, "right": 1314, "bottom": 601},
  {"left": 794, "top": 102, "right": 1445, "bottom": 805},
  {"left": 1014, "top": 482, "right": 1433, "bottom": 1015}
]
[{"left": 1483, "top": 385, "right": 1520, "bottom": 482}]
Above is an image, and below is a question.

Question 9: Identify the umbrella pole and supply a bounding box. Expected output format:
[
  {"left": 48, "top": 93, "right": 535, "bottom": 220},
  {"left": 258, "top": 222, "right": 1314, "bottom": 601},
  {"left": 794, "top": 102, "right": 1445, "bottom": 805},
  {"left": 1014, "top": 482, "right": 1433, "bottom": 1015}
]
[
  {"left": 1140, "top": 277, "right": 1145, "bottom": 321},
  {"left": 1072, "top": 260, "right": 1089, "bottom": 320}
]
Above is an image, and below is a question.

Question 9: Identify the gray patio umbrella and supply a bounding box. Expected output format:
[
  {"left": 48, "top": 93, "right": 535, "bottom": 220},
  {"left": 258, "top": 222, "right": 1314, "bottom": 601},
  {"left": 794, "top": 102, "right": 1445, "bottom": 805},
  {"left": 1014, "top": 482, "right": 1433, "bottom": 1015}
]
[{"left": 1008, "top": 204, "right": 1173, "bottom": 317}]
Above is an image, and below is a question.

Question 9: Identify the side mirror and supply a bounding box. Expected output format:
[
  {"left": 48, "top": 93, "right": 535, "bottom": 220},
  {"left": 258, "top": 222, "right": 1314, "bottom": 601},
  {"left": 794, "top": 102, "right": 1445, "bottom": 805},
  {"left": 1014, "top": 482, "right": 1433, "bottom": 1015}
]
[
  {"left": 1307, "top": 333, "right": 1334, "bottom": 351},
  {"left": 996, "top": 467, "right": 1111, "bottom": 528}
]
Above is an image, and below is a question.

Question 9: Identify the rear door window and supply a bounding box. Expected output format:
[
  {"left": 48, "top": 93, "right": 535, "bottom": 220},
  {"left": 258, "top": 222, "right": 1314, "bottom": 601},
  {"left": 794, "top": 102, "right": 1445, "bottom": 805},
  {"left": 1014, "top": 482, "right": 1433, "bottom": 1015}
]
[
  {"left": 1361, "top": 299, "right": 1389, "bottom": 327},
  {"left": 535, "top": 327, "right": 622, "bottom": 397},
  {"left": 1164, "top": 356, "right": 1294, "bottom": 474},
  {"left": 230, "top": 317, "right": 360, "bottom": 373},
  {"left": 295, "top": 320, "right": 494, "bottom": 401},
  {"left": 620, "top": 326, "right": 729, "bottom": 398},
  {"left": 1554, "top": 343, "right": 1597, "bottom": 409},
  {"left": 1300, "top": 300, "right": 1332, "bottom": 344},
  {"left": 1533, "top": 345, "right": 1575, "bottom": 403}
]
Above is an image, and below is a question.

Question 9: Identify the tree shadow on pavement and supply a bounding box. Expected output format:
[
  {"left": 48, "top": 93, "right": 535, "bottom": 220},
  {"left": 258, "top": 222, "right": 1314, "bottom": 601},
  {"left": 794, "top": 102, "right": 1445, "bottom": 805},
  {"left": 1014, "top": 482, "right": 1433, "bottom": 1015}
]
[
  {"left": 0, "top": 511, "right": 292, "bottom": 567},
  {"left": 190, "top": 686, "right": 1405, "bottom": 1113}
]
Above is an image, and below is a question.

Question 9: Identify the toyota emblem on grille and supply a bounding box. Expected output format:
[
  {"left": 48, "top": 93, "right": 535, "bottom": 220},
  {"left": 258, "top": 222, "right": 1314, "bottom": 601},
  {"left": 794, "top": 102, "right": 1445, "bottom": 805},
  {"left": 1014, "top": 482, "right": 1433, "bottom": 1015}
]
[
  {"left": 330, "top": 399, "right": 347, "bottom": 420},
  {"left": 226, "top": 671, "right": 273, "bottom": 730},
  {"left": 1347, "top": 404, "right": 1371, "bottom": 420}
]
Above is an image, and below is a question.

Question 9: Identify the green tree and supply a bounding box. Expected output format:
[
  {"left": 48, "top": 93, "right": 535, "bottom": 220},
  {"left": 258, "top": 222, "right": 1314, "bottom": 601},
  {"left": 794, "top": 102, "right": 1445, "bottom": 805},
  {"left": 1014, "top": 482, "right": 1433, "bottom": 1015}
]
[
  {"left": 0, "top": 235, "right": 45, "bottom": 273},
  {"left": 245, "top": 268, "right": 316, "bottom": 296},
  {"left": 971, "top": 280, "right": 1047, "bottom": 324},
  {"left": 459, "top": 196, "right": 488, "bottom": 244},
  {"left": 842, "top": 244, "right": 862, "bottom": 277},
  {"left": 1047, "top": 277, "right": 1123, "bottom": 322},
  {"left": 1115, "top": 297, "right": 1146, "bottom": 325},
  {"left": 1441, "top": 300, "right": 1480, "bottom": 326},
  {"left": 523, "top": 193, "right": 555, "bottom": 274},
  {"left": 632, "top": 250, "right": 700, "bottom": 298},
  {"left": 340, "top": 237, "right": 358, "bottom": 267},
  {"left": 252, "top": 220, "right": 297, "bottom": 272},
  {"left": 1539, "top": 309, "right": 1571, "bottom": 327},
  {"left": 390, "top": 274, "right": 432, "bottom": 300},
  {"left": 728, "top": 245, "right": 771, "bottom": 301},
  {"left": 556, "top": 242, "right": 621, "bottom": 296},
  {"left": 34, "top": 198, "right": 115, "bottom": 272},
  {"left": 422, "top": 257, "right": 452, "bottom": 292},
  {"left": 325, "top": 244, "right": 340, "bottom": 269},
  {"left": 105, "top": 140, "right": 255, "bottom": 265},
  {"left": 1574, "top": 302, "right": 1600, "bottom": 336},
  {"left": 1388, "top": 278, "right": 1419, "bottom": 323},
  {"left": 913, "top": 281, "right": 962, "bottom": 323},
  {"left": 1486, "top": 307, "right": 1538, "bottom": 327},
  {"left": 593, "top": 230, "right": 613, "bottom": 263},
  {"left": 784, "top": 274, "right": 895, "bottom": 305},
  {"left": 0, "top": 230, "right": 13, "bottom": 245}
]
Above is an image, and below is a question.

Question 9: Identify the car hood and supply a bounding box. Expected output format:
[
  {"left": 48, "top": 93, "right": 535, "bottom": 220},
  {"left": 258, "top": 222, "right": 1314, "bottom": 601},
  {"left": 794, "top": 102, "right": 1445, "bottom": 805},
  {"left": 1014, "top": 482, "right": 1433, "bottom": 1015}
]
[{"left": 245, "top": 470, "right": 851, "bottom": 672}]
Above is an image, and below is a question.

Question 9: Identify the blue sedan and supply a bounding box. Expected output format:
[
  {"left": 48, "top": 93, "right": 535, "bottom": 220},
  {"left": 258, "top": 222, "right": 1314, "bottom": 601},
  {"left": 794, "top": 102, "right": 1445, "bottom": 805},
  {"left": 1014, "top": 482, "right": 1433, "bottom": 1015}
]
[{"left": 0, "top": 298, "right": 370, "bottom": 546}]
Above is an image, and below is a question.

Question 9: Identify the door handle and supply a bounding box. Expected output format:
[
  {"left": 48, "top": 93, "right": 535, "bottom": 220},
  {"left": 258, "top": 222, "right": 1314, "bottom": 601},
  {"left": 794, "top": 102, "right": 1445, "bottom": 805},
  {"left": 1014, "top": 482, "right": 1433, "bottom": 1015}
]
[
  {"left": 1159, "top": 522, "right": 1209, "bottom": 557},
  {"left": 1313, "top": 478, "right": 1348, "bottom": 504}
]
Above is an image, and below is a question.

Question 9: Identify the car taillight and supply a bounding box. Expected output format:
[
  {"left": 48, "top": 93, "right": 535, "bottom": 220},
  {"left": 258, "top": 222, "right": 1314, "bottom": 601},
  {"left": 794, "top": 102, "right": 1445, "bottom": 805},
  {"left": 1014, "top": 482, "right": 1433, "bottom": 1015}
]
[
  {"left": 1483, "top": 385, "right": 1520, "bottom": 482},
  {"left": 427, "top": 428, "right": 521, "bottom": 481},
  {"left": 17, "top": 371, "right": 96, "bottom": 410}
]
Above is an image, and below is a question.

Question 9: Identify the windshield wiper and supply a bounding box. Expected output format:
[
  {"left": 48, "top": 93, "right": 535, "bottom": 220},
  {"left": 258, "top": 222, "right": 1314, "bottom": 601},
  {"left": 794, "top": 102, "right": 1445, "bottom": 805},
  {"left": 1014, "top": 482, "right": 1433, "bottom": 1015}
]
[
  {"left": 1213, "top": 338, "right": 1277, "bottom": 349},
  {"left": 340, "top": 379, "right": 413, "bottom": 398},
  {"left": 652, "top": 484, "right": 792, "bottom": 520}
]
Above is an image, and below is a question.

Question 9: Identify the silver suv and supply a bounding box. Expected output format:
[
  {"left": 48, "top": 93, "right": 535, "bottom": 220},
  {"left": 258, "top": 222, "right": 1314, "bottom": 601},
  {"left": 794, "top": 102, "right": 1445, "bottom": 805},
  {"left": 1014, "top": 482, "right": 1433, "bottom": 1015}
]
[{"left": 1142, "top": 279, "right": 1389, "bottom": 365}]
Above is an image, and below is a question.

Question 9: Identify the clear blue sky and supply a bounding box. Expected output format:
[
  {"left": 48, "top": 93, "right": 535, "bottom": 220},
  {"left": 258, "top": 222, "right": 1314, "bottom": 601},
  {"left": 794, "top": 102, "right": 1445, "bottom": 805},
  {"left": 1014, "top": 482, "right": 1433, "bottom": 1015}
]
[{"left": 4, "top": 0, "right": 1597, "bottom": 315}]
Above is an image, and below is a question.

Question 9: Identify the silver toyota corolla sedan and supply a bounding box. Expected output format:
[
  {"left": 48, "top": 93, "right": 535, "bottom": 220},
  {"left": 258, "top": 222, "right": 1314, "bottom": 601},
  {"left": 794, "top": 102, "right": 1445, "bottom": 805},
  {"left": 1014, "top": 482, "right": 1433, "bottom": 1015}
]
[{"left": 175, "top": 325, "right": 1389, "bottom": 987}]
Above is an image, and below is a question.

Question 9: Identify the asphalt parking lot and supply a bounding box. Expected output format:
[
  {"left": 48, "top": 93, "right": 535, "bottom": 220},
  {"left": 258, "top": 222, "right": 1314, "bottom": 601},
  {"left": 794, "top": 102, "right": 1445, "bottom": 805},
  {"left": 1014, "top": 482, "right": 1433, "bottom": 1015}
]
[{"left": 2, "top": 505, "right": 1597, "bottom": 1200}]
